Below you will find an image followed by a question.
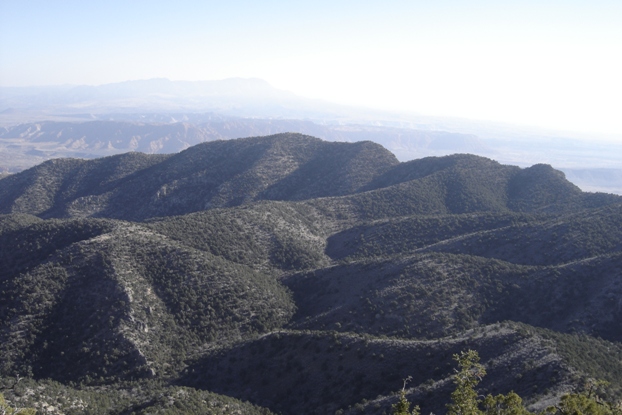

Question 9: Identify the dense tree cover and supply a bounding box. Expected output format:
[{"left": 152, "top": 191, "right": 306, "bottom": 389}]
[
  {"left": 0, "top": 217, "right": 117, "bottom": 281},
  {"left": 0, "top": 214, "right": 42, "bottom": 233},
  {"left": 325, "top": 211, "right": 527, "bottom": 259},
  {"left": 284, "top": 250, "right": 622, "bottom": 342},
  {"left": 181, "top": 323, "right": 622, "bottom": 415}
]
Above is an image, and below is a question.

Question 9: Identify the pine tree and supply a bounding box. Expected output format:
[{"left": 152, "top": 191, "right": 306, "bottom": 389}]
[
  {"left": 483, "top": 391, "right": 533, "bottom": 415},
  {"left": 392, "top": 376, "right": 420, "bottom": 415},
  {"left": 447, "top": 350, "right": 487, "bottom": 415}
]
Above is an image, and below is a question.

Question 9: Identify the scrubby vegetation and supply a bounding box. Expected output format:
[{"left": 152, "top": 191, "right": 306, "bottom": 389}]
[
  {"left": 1, "top": 134, "right": 622, "bottom": 414},
  {"left": 395, "top": 350, "right": 622, "bottom": 415},
  {"left": 0, "top": 377, "right": 274, "bottom": 415}
]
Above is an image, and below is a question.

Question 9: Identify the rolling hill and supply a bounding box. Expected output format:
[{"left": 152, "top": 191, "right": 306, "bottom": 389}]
[{"left": 1, "top": 133, "right": 622, "bottom": 414}]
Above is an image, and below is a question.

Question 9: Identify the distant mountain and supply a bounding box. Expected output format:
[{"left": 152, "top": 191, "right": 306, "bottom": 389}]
[
  {"left": 0, "top": 119, "right": 488, "bottom": 173},
  {"left": 0, "top": 78, "right": 341, "bottom": 118},
  {"left": 1, "top": 134, "right": 622, "bottom": 414},
  {"left": 0, "top": 121, "right": 215, "bottom": 154},
  {"left": 2, "top": 78, "right": 621, "bottom": 195},
  {"left": 561, "top": 167, "right": 622, "bottom": 195}
]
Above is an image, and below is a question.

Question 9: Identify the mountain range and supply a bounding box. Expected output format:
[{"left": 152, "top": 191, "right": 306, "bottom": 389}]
[
  {"left": 0, "top": 118, "right": 486, "bottom": 176},
  {"left": 1, "top": 133, "right": 622, "bottom": 414},
  {"left": 0, "top": 78, "right": 350, "bottom": 121},
  {"left": 2, "top": 78, "right": 622, "bottom": 195}
]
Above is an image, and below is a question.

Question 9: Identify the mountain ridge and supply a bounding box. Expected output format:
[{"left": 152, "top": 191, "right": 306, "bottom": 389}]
[{"left": 1, "top": 133, "right": 618, "bottom": 222}]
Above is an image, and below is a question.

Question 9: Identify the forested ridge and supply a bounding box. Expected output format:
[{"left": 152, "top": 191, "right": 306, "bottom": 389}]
[{"left": 1, "top": 133, "right": 621, "bottom": 414}]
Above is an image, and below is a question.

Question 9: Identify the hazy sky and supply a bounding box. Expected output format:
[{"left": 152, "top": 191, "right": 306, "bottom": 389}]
[{"left": 1, "top": 0, "right": 621, "bottom": 137}]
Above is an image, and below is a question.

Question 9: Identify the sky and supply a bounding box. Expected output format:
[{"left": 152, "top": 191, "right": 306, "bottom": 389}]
[{"left": 1, "top": 0, "right": 622, "bottom": 138}]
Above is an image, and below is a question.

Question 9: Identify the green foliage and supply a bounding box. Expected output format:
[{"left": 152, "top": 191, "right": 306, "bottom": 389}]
[
  {"left": 447, "top": 350, "right": 487, "bottom": 415},
  {"left": 445, "top": 351, "right": 622, "bottom": 415},
  {"left": 441, "top": 351, "right": 622, "bottom": 415},
  {"left": 392, "top": 389, "right": 420, "bottom": 415},
  {"left": 392, "top": 378, "right": 420, "bottom": 415},
  {"left": 555, "top": 393, "right": 609, "bottom": 415},
  {"left": 546, "top": 380, "right": 622, "bottom": 415},
  {"left": 483, "top": 392, "right": 532, "bottom": 415},
  {"left": 0, "top": 393, "right": 35, "bottom": 415},
  {"left": 0, "top": 378, "right": 275, "bottom": 415}
]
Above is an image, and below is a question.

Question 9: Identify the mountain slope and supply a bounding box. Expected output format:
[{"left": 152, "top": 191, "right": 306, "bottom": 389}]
[
  {"left": 326, "top": 205, "right": 622, "bottom": 266},
  {"left": 2, "top": 134, "right": 622, "bottom": 414},
  {"left": 0, "top": 217, "right": 294, "bottom": 384},
  {"left": 2, "top": 377, "right": 277, "bottom": 415},
  {"left": 0, "top": 152, "right": 170, "bottom": 217},
  {"left": 1, "top": 135, "right": 619, "bottom": 222},
  {"left": 285, "top": 250, "right": 622, "bottom": 342},
  {"left": 0, "top": 133, "right": 400, "bottom": 220},
  {"left": 310, "top": 155, "right": 618, "bottom": 224},
  {"left": 181, "top": 324, "right": 622, "bottom": 415},
  {"left": 147, "top": 201, "right": 331, "bottom": 272}
]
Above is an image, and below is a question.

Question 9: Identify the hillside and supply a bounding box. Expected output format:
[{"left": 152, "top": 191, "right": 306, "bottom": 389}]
[
  {"left": 1, "top": 377, "right": 277, "bottom": 415},
  {"left": 181, "top": 324, "right": 622, "bottom": 415},
  {"left": 1, "top": 134, "right": 622, "bottom": 414},
  {"left": 146, "top": 202, "right": 331, "bottom": 272},
  {"left": 325, "top": 205, "right": 622, "bottom": 266},
  {"left": 0, "top": 133, "right": 399, "bottom": 220},
  {"left": 285, "top": 250, "right": 622, "bottom": 342},
  {"left": 0, "top": 134, "right": 619, "bottom": 222},
  {"left": 0, "top": 216, "right": 294, "bottom": 385}
]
